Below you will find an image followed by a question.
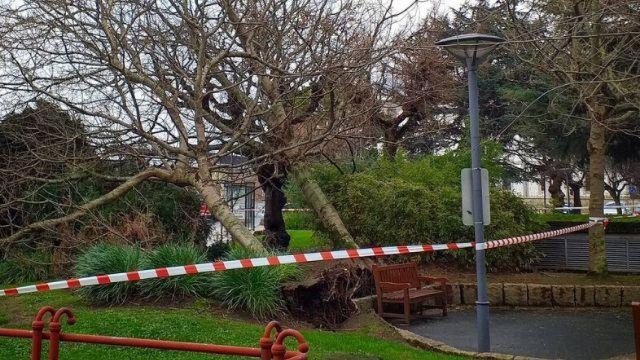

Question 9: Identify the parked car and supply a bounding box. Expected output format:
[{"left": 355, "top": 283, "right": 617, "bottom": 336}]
[{"left": 604, "top": 201, "right": 628, "bottom": 215}]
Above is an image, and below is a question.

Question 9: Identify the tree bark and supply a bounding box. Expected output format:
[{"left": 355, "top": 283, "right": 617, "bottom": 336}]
[
  {"left": 612, "top": 192, "right": 622, "bottom": 215},
  {"left": 293, "top": 170, "right": 359, "bottom": 249},
  {"left": 569, "top": 182, "right": 582, "bottom": 214},
  {"left": 257, "top": 164, "right": 290, "bottom": 250},
  {"left": 587, "top": 107, "right": 608, "bottom": 275},
  {"left": 547, "top": 171, "right": 566, "bottom": 208},
  {"left": 194, "top": 179, "right": 265, "bottom": 252},
  {"left": 382, "top": 124, "right": 399, "bottom": 159}
]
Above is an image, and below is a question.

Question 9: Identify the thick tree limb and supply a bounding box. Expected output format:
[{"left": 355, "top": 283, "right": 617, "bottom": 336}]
[
  {"left": 292, "top": 168, "right": 358, "bottom": 249},
  {"left": 0, "top": 168, "right": 175, "bottom": 247}
]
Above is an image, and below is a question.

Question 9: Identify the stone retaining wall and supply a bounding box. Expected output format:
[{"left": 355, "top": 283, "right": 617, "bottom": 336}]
[{"left": 448, "top": 283, "right": 640, "bottom": 307}]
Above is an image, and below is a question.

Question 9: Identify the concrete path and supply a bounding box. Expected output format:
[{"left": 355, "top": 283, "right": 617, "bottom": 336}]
[{"left": 400, "top": 307, "right": 635, "bottom": 360}]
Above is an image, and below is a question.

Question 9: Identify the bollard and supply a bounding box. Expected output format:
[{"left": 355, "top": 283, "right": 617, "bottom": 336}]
[
  {"left": 272, "top": 329, "right": 309, "bottom": 360},
  {"left": 48, "top": 308, "right": 76, "bottom": 360},
  {"left": 259, "top": 321, "right": 282, "bottom": 360},
  {"left": 633, "top": 302, "right": 640, "bottom": 360},
  {"left": 31, "top": 306, "right": 55, "bottom": 360}
]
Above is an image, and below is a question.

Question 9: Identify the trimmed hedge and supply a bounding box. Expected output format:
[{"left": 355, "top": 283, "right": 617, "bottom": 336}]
[
  {"left": 287, "top": 147, "right": 544, "bottom": 270},
  {"left": 328, "top": 174, "right": 542, "bottom": 270},
  {"left": 537, "top": 213, "right": 640, "bottom": 233}
]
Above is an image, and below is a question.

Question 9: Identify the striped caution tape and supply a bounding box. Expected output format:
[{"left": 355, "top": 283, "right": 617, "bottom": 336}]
[
  {"left": 475, "top": 223, "right": 594, "bottom": 250},
  {"left": 0, "top": 223, "right": 594, "bottom": 297}
]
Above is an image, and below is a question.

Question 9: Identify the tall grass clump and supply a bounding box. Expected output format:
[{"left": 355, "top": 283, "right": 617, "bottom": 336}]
[
  {"left": 75, "top": 244, "right": 141, "bottom": 305},
  {"left": 0, "top": 252, "right": 50, "bottom": 285},
  {"left": 139, "top": 244, "right": 213, "bottom": 300},
  {"left": 212, "top": 246, "right": 300, "bottom": 319}
]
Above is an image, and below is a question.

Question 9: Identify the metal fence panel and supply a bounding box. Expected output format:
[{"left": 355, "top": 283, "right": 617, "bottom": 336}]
[{"left": 534, "top": 234, "right": 640, "bottom": 273}]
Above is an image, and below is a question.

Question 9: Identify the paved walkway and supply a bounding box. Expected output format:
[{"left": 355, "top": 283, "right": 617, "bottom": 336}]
[{"left": 400, "top": 307, "right": 635, "bottom": 360}]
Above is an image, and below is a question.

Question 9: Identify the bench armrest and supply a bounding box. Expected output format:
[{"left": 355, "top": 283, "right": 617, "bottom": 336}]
[
  {"left": 419, "top": 276, "right": 447, "bottom": 289},
  {"left": 378, "top": 282, "right": 411, "bottom": 293}
]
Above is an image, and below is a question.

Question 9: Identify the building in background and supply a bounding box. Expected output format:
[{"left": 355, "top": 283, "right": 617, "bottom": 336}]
[{"left": 199, "top": 154, "right": 266, "bottom": 245}]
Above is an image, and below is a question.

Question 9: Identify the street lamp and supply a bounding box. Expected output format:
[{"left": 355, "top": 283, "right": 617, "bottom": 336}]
[{"left": 435, "top": 33, "right": 505, "bottom": 353}]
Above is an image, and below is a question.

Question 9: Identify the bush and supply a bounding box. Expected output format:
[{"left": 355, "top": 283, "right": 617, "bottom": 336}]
[
  {"left": 75, "top": 244, "right": 141, "bottom": 305},
  {"left": 331, "top": 174, "right": 542, "bottom": 270},
  {"left": 206, "top": 240, "right": 231, "bottom": 260},
  {"left": 0, "top": 252, "right": 50, "bottom": 285},
  {"left": 537, "top": 212, "right": 640, "bottom": 234},
  {"left": 139, "top": 244, "right": 214, "bottom": 300},
  {"left": 287, "top": 147, "right": 544, "bottom": 270},
  {"left": 211, "top": 246, "right": 300, "bottom": 319}
]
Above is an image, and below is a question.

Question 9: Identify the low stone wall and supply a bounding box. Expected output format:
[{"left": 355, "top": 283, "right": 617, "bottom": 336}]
[
  {"left": 448, "top": 283, "right": 640, "bottom": 307},
  {"left": 353, "top": 283, "right": 640, "bottom": 309}
]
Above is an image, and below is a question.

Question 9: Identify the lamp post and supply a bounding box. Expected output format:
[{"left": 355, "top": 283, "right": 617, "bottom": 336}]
[{"left": 435, "top": 33, "right": 505, "bottom": 353}]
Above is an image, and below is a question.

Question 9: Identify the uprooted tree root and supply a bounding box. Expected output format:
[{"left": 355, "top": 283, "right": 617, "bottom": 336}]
[{"left": 282, "top": 260, "right": 374, "bottom": 329}]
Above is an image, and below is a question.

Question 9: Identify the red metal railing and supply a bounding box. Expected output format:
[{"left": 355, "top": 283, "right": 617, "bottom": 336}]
[{"left": 0, "top": 307, "right": 308, "bottom": 360}]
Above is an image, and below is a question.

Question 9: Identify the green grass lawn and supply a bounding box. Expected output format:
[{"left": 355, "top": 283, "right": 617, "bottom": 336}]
[
  {"left": 256, "top": 230, "right": 328, "bottom": 252},
  {"left": 287, "top": 230, "right": 330, "bottom": 252},
  {"left": 0, "top": 291, "right": 465, "bottom": 360}
]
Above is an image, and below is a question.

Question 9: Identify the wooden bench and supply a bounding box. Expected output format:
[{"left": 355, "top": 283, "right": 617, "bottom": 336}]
[{"left": 372, "top": 262, "right": 448, "bottom": 325}]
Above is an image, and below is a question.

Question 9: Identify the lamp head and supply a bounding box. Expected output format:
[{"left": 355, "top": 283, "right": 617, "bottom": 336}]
[{"left": 435, "top": 33, "right": 505, "bottom": 65}]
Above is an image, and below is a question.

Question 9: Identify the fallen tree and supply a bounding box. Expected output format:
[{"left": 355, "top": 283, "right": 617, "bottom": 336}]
[{"left": 0, "top": 0, "right": 401, "bottom": 250}]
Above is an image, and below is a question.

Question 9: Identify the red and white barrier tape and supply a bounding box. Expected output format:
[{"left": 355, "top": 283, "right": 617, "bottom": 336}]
[
  {"left": 0, "top": 223, "right": 595, "bottom": 297},
  {"left": 476, "top": 223, "right": 594, "bottom": 250}
]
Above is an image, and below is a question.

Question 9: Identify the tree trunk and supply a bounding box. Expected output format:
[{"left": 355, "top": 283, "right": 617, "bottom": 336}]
[
  {"left": 612, "top": 192, "right": 622, "bottom": 215},
  {"left": 587, "top": 109, "right": 607, "bottom": 275},
  {"left": 293, "top": 170, "right": 359, "bottom": 249},
  {"left": 257, "top": 164, "right": 290, "bottom": 250},
  {"left": 194, "top": 180, "right": 265, "bottom": 252},
  {"left": 548, "top": 171, "right": 566, "bottom": 208},
  {"left": 569, "top": 182, "right": 582, "bottom": 214},
  {"left": 382, "top": 124, "right": 399, "bottom": 159}
]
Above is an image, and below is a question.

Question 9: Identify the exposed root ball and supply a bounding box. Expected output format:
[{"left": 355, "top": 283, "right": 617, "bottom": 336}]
[{"left": 282, "top": 261, "right": 373, "bottom": 328}]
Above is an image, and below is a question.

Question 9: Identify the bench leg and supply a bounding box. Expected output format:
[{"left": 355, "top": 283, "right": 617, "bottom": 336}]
[
  {"left": 404, "top": 297, "right": 411, "bottom": 325},
  {"left": 442, "top": 294, "right": 448, "bottom": 317}
]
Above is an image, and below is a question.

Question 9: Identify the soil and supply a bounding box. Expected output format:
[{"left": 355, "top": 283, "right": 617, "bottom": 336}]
[
  {"left": 421, "top": 263, "right": 640, "bottom": 286},
  {"left": 338, "top": 311, "right": 402, "bottom": 341},
  {"left": 282, "top": 259, "right": 374, "bottom": 329}
]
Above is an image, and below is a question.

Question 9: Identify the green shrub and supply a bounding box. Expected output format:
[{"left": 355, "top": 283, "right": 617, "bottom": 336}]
[
  {"left": 23, "top": 179, "right": 207, "bottom": 252},
  {"left": 206, "top": 241, "right": 230, "bottom": 260},
  {"left": 75, "top": 244, "right": 141, "bottom": 305},
  {"left": 329, "top": 174, "right": 542, "bottom": 270},
  {"left": 139, "top": 244, "right": 214, "bottom": 300},
  {"left": 0, "top": 252, "right": 50, "bottom": 285},
  {"left": 211, "top": 246, "right": 300, "bottom": 319},
  {"left": 287, "top": 147, "right": 544, "bottom": 270},
  {"left": 537, "top": 212, "right": 640, "bottom": 234}
]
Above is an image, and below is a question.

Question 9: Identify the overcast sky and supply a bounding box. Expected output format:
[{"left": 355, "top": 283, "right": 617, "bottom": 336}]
[
  {"left": 392, "top": 0, "right": 471, "bottom": 16},
  {"left": 385, "top": 0, "right": 473, "bottom": 33}
]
